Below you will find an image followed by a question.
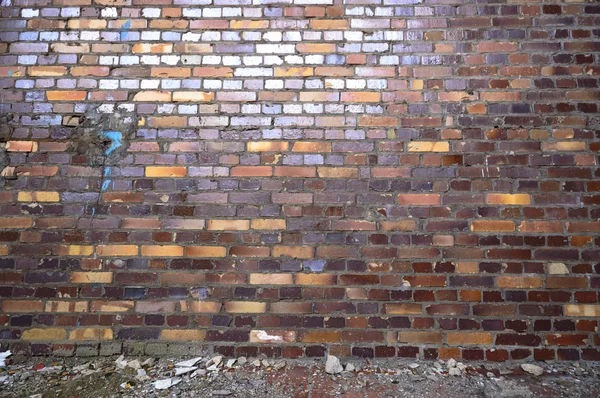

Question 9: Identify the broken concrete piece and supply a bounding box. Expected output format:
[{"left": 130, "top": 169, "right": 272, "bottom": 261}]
[{"left": 325, "top": 355, "right": 343, "bottom": 374}]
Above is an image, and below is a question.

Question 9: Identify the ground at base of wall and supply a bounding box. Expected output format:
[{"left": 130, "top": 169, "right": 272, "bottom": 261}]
[{"left": 0, "top": 356, "right": 598, "bottom": 398}]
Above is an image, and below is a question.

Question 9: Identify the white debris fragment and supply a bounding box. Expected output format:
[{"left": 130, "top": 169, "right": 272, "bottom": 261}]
[
  {"left": 175, "top": 366, "right": 198, "bottom": 376},
  {"left": 0, "top": 351, "right": 11, "bottom": 368},
  {"left": 226, "top": 359, "right": 237, "bottom": 368},
  {"left": 237, "top": 357, "right": 247, "bottom": 366},
  {"left": 325, "top": 355, "right": 343, "bottom": 374},
  {"left": 175, "top": 357, "right": 202, "bottom": 368},
  {"left": 447, "top": 358, "right": 457, "bottom": 368},
  {"left": 345, "top": 363, "right": 356, "bottom": 372},
  {"left": 521, "top": 364, "right": 544, "bottom": 376},
  {"left": 154, "top": 377, "right": 182, "bottom": 390}
]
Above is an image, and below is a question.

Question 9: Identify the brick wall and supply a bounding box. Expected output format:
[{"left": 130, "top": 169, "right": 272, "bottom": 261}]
[{"left": 1, "top": 0, "right": 599, "bottom": 361}]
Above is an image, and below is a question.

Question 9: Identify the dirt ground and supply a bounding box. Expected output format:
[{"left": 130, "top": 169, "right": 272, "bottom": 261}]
[{"left": 0, "top": 355, "right": 598, "bottom": 398}]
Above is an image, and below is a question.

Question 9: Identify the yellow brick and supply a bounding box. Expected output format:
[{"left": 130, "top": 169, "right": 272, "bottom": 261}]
[
  {"left": 251, "top": 219, "right": 286, "bottom": 230},
  {"left": 22, "top": 328, "right": 66, "bottom": 340},
  {"left": 54, "top": 245, "right": 94, "bottom": 256},
  {"left": 249, "top": 273, "right": 293, "bottom": 285},
  {"left": 224, "top": 301, "right": 267, "bottom": 313},
  {"left": 471, "top": 220, "right": 515, "bottom": 232},
  {"left": 486, "top": 194, "right": 531, "bottom": 205},
  {"left": 69, "top": 328, "right": 113, "bottom": 341},
  {"left": 207, "top": 220, "right": 249, "bottom": 231},
  {"left": 230, "top": 20, "right": 269, "bottom": 29},
  {"left": 172, "top": 91, "right": 214, "bottom": 102},
  {"left": 455, "top": 262, "right": 478, "bottom": 274},
  {"left": 407, "top": 141, "right": 450, "bottom": 152},
  {"left": 17, "top": 191, "right": 59, "bottom": 202},
  {"left": 447, "top": 332, "right": 493, "bottom": 345},
  {"left": 180, "top": 301, "right": 222, "bottom": 313},
  {"left": 146, "top": 166, "right": 187, "bottom": 177},
  {"left": 96, "top": 245, "right": 139, "bottom": 256},
  {"left": 141, "top": 245, "right": 183, "bottom": 257},
  {"left": 399, "top": 331, "right": 443, "bottom": 344},
  {"left": 91, "top": 301, "right": 134, "bottom": 312},
  {"left": 564, "top": 304, "right": 600, "bottom": 317},
  {"left": 317, "top": 167, "right": 358, "bottom": 178},
  {"left": 162, "top": 329, "right": 206, "bottom": 341},
  {"left": 71, "top": 272, "right": 113, "bottom": 284}
]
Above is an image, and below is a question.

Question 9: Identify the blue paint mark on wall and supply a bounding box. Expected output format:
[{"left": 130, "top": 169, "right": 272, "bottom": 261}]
[
  {"left": 101, "top": 131, "right": 122, "bottom": 191},
  {"left": 119, "top": 20, "right": 131, "bottom": 41},
  {"left": 103, "top": 131, "right": 122, "bottom": 155}
]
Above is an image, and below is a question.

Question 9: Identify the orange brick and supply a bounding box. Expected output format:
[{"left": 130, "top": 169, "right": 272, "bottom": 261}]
[
  {"left": 341, "top": 92, "right": 381, "bottom": 102},
  {"left": 299, "top": 91, "right": 340, "bottom": 101},
  {"left": 438, "top": 91, "right": 478, "bottom": 101},
  {"left": 5, "top": 141, "right": 38, "bottom": 152},
  {"left": 193, "top": 67, "right": 234, "bottom": 77},
  {"left": 518, "top": 221, "right": 563, "bottom": 233},
  {"left": 133, "top": 91, "right": 172, "bottom": 102},
  {"left": 146, "top": 166, "right": 187, "bottom": 177},
  {"left": 541, "top": 142, "right": 586, "bottom": 152},
  {"left": 486, "top": 193, "right": 531, "bottom": 205},
  {"left": 497, "top": 276, "right": 543, "bottom": 289},
  {"left": 96, "top": 245, "right": 139, "bottom": 256},
  {"left": 68, "top": 19, "right": 107, "bottom": 29},
  {"left": 398, "top": 194, "right": 441, "bottom": 206},
  {"left": 274, "top": 166, "right": 316, "bottom": 178},
  {"left": 477, "top": 42, "right": 518, "bottom": 52},
  {"left": 0, "top": 218, "right": 32, "bottom": 229},
  {"left": 272, "top": 245, "right": 313, "bottom": 259},
  {"left": 481, "top": 92, "right": 521, "bottom": 101},
  {"left": 467, "top": 103, "right": 487, "bottom": 114},
  {"left": 292, "top": 142, "right": 331, "bottom": 152},
  {"left": 2, "top": 300, "right": 44, "bottom": 313},
  {"left": 151, "top": 68, "right": 191, "bottom": 78},
  {"left": 184, "top": 246, "right": 227, "bottom": 257},
  {"left": 122, "top": 218, "right": 162, "bottom": 229},
  {"left": 207, "top": 220, "right": 250, "bottom": 231},
  {"left": 310, "top": 19, "right": 349, "bottom": 29},
  {"left": 294, "top": 274, "right": 337, "bottom": 285},
  {"left": 407, "top": 141, "right": 450, "bottom": 152},
  {"left": 247, "top": 142, "right": 289, "bottom": 152},
  {"left": 230, "top": 166, "right": 272, "bottom": 177},
  {"left": 297, "top": 43, "right": 336, "bottom": 53},
  {"left": 384, "top": 304, "right": 423, "bottom": 315},
  {"left": 251, "top": 219, "right": 286, "bottom": 230},
  {"left": 300, "top": 330, "right": 341, "bottom": 343},
  {"left": 379, "top": 221, "right": 418, "bottom": 231},
  {"left": 70, "top": 66, "right": 109, "bottom": 76},
  {"left": 47, "top": 91, "right": 87, "bottom": 101},
  {"left": 471, "top": 220, "right": 515, "bottom": 232},
  {"left": 399, "top": 331, "right": 443, "bottom": 344},
  {"left": 317, "top": 167, "right": 358, "bottom": 178},
  {"left": 447, "top": 332, "right": 493, "bottom": 345},
  {"left": 249, "top": 274, "right": 293, "bottom": 285},
  {"left": 358, "top": 116, "right": 398, "bottom": 127},
  {"left": 141, "top": 245, "right": 183, "bottom": 257},
  {"left": 274, "top": 67, "right": 314, "bottom": 77},
  {"left": 132, "top": 43, "right": 173, "bottom": 53}
]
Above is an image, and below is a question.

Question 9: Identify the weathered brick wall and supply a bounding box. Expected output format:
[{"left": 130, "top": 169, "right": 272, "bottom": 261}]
[{"left": 1, "top": 0, "right": 599, "bottom": 361}]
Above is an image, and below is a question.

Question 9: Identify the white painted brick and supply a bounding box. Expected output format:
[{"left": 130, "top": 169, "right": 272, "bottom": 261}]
[
  {"left": 142, "top": 8, "right": 161, "bottom": 18},
  {"left": 140, "top": 55, "right": 160, "bottom": 65},
  {"left": 182, "top": 32, "right": 201, "bottom": 42},
  {"left": 223, "top": 56, "right": 242, "bottom": 66},
  {"left": 120, "top": 56, "right": 139, "bottom": 65},
  {"left": 99, "top": 80, "right": 119, "bottom": 90},
  {"left": 202, "top": 55, "right": 222, "bottom": 65},
  {"left": 283, "top": 104, "right": 302, "bottom": 114},
  {"left": 202, "top": 32, "right": 221, "bottom": 41},
  {"left": 285, "top": 55, "right": 304, "bottom": 64},
  {"left": 306, "top": 80, "right": 324, "bottom": 89},
  {"left": 264, "top": 55, "right": 284, "bottom": 65},
  {"left": 283, "top": 31, "right": 302, "bottom": 41},
  {"left": 223, "top": 80, "right": 243, "bottom": 90},
  {"left": 223, "top": 7, "right": 242, "bottom": 17},
  {"left": 204, "top": 80, "right": 223, "bottom": 89},
  {"left": 243, "top": 56, "right": 263, "bottom": 66},
  {"left": 325, "top": 79, "right": 344, "bottom": 89},
  {"left": 324, "top": 32, "right": 343, "bottom": 41},
  {"left": 161, "top": 80, "right": 181, "bottom": 89},
  {"left": 256, "top": 44, "right": 296, "bottom": 54},
  {"left": 161, "top": 55, "right": 181, "bottom": 65},
  {"left": 344, "top": 31, "right": 363, "bottom": 41},
  {"left": 305, "top": 55, "right": 324, "bottom": 64},
  {"left": 265, "top": 80, "right": 283, "bottom": 90},
  {"left": 120, "top": 80, "right": 139, "bottom": 89},
  {"left": 141, "top": 31, "right": 161, "bottom": 40},
  {"left": 347, "top": 79, "right": 367, "bottom": 89},
  {"left": 80, "top": 31, "right": 100, "bottom": 41},
  {"left": 263, "top": 32, "right": 282, "bottom": 42},
  {"left": 141, "top": 80, "right": 160, "bottom": 89},
  {"left": 101, "top": 7, "right": 118, "bottom": 17},
  {"left": 203, "top": 8, "right": 222, "bottom": 17},
  {"left": 22, "top": 8, "right": 39, "bottom": 17},
  {"left": 182, "top": 8, "right": 203, "bottom": 17}
]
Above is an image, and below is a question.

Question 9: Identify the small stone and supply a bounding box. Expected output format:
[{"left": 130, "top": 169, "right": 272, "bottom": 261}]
[
  {"left": 448, "top": 368, "right": 461, "bottom": 377},
  {"left": 237, "top": 357, "right": 247, "bottom": 366},
  {"left": 456, "top": 363, "right": 467, "bottom": 371},
  {"left": 325, "top": 355, "right": 343, "bottom": 375},
  {"left": 408, "top": 363, "right": 419, "bottom": 369},
  {"left": 207, "top": 356, "right": 223, "bottom": 368},
  {"left": 446, "top": 358, "right": 457, "bottom": 369},
  {"left": 154, "top": 377, "right": 181, "bottom": 390},
  {"left": 225, "top": 359, "right": 236, "bottom": 368},
  {"left": 261, "top": 359, "right": 271, "bottom": 368},
  {"left": 127, "top": 360, "right": 141, "bottom": 370},
  {"left": 273, "top": 361, "right": 286, "bottom": 371},
  {"left": 252, "top": 360, "right": 261, "bottom": 367},
  {"left": 212, "top": 390, "right": 232, "bottom": 396},
  {"left": 174, "top": 366, "right": 197, "bottom": 376},
  {"left": 521, "top": 364, "right": 544, "bottom": 376},
  {"left": 345, "top": 363, "right": 356, "bottom": 372}
]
